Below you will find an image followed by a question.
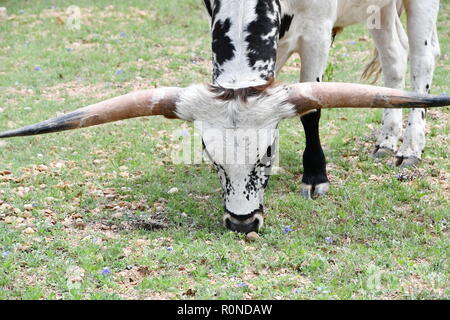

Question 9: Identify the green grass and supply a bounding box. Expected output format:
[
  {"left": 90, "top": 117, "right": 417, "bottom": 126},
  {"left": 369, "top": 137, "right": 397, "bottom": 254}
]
[{"left": 0, "top": 0, "right": 449, "bottom": 300}]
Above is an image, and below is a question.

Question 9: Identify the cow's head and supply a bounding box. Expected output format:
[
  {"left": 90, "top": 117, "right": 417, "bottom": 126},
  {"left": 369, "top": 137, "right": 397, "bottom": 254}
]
[{"left": 2, "top": 82, "right": 449, "bottom": 233}]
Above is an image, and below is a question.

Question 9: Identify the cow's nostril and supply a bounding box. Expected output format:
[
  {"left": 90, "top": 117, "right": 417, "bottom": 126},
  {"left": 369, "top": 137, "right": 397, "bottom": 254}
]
[{"left": 223, "top": 213, "right": 263, "bottom": 234}]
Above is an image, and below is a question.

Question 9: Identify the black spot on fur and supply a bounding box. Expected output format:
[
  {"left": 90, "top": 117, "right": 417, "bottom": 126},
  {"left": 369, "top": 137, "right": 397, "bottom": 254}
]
[
  {"left": 245, "top": 0, "right": 281, "bottom": 81},
  {"left": 212, "top": 18, "right": 236, "bottom": 79},
  {"left": 266, "top": 145, "right": 272, "bottom": 157},
  {"left": 425, "top": 40, "right": 428, "bottom": 46},
  {"left": 211, "top": 0, "right": 221, "bottom": 18},
  {"left": 212, "top": 18, "right": 235, "bottom": 66},
  {"left": 279, "top": 14, "right": 293, "bottom": 39},
  {"left": 203, "top": 0, "right": 213, "bottom": 17}
]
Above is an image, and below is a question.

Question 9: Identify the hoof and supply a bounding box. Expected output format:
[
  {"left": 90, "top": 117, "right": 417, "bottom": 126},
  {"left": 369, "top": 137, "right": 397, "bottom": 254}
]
[
  {"left": 396, "top": 156, "right": 421, "bottom": 168},
  {"left": 372, "top": 146, "right": 394, "bottom": 159},
  {"left": 301, "top": 182, "right": 329, "bottom": 200}
]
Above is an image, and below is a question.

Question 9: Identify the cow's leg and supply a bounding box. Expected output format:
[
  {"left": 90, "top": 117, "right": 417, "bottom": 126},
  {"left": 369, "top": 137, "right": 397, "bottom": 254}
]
[
  {"left": 298, "top": 24, "right": 333, "bottom": 199},
  {"left": 370, "top": 2, "right": 408, "bottom": 159},
  {"left": 300, "top": 109, "right": 328, "bottom": 199},
  {"left": 396, "top": 0, "right": 440, "bottom": 167}
]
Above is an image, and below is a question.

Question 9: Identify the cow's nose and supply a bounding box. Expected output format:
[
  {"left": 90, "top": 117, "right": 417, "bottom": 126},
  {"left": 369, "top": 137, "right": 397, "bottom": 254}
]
[{"left": 223, "top": 212, "right": 264, "bottom": 234}]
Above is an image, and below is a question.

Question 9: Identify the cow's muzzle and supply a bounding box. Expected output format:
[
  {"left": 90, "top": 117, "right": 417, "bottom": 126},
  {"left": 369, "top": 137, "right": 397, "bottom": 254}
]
[{"left": 223, "top": 212, "right": 264, "bottom": 234}]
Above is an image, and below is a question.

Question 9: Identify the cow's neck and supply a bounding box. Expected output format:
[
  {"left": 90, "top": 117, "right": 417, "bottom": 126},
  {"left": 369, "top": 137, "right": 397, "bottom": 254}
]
[{"left": 208, "top": 0, "right": 281, "bottom": 89}]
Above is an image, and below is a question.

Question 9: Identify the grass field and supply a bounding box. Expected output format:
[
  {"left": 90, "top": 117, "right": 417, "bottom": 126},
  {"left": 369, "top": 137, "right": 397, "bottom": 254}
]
[{"left": 0, "top": 0, "right": 448, "bottom": 300}]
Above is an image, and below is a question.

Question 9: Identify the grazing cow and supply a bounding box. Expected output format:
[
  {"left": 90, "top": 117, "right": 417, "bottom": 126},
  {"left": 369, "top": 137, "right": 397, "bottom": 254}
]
[{"left": 1, "top": 0, "right": 448, "bottom": 233}]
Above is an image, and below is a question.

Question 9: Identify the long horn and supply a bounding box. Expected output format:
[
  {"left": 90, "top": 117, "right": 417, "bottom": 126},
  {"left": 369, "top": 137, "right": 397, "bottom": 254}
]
[
  {"left": 0, "top": 87, "right": 183, "bottom": 138},
  {"left": 287, "top": 82, "right": 450, "bottom": 114}
]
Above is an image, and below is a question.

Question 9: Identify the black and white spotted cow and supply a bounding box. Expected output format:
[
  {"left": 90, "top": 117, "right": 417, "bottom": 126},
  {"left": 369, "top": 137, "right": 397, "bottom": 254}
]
[
  {"left": 1, "top": 0, "right": 448, "bottom": 233},
  {"left": 205, "top": 0, "right": 443, "bottom": 199}
]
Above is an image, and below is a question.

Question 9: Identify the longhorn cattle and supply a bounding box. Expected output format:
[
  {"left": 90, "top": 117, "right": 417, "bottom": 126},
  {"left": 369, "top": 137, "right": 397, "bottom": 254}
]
[{"left": 1, "top": 0, "right": 448, "bottom": 233}]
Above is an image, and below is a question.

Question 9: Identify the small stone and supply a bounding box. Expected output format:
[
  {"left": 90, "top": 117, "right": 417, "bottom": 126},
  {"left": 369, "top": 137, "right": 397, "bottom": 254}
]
[
  {"left": 24, "top": 204, "right": 33, "bottom": 211},
  {"left": 73, "top": 219, "right": 86, "bottom": 229},
  {"left": 167, "top": 187, "right": 179, "bottom": 194},
  {"left": 0, "top": 7, "right": 7, "bottom": 21},
  {"left": 23, "top": 227, "right": 35, "bottom": 234},
  {"left": 136, "top": 239, "right": 147, "bottom": 247},
  {"left": 15, "top": 217, "right": 24, "bottom": 224},
  {"left": 245, "top": 232, "right": 260, "bottom": 242},
  {"left": 112, "top": 212, "right": 123, "bottom": 219},
  {"left": 16, "top": 223, "right": 28, "bottom": 230}
]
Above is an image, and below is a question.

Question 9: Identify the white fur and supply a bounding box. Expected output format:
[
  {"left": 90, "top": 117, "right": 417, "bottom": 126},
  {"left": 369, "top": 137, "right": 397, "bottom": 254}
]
[
  {"left": 174, "top": 84, "right": 296, "bottom": 216},
  {"left": 175, "top": 84, "right": 296, "bottom": 125}
]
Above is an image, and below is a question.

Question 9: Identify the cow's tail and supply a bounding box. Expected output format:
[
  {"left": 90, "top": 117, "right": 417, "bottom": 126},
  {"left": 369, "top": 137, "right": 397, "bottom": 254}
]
[{"left": 361, "top": 0, "right": 405, "bottom": 84}]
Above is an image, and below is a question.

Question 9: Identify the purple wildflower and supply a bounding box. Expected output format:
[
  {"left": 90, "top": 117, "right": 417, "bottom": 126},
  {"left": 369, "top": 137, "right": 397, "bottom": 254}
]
[
  {"left": 180, "top": 129, "right": 190, "bottom": 137},
  {"left": 100, "top": 267, "right": 111, "bottom": 275},
  {"left": 34, "top": 66, "right": 42, "bottom": 71},
  {"left": 237, "top": 282, "right": 247, "bottom": 288},
  {"left": 284, "top": 226, "right": 293, "bottom": 233},
  {"left": 324, "top": 237, "right": 333, "bottom": 244},
  {"left": 317, "top": 286, "right": 328, "bottom": 293},
  {"left": 115, "top": 69, "right": 124, "bottom": 76},
  {"left": 2, "top": 251, "right": 10, "bottom": 258},
  {"left": 119, "top": 32, "right": 127, "bottom": 38},
  {"left": 167, "top": 247, "right": 173, "bottom": 251}
]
